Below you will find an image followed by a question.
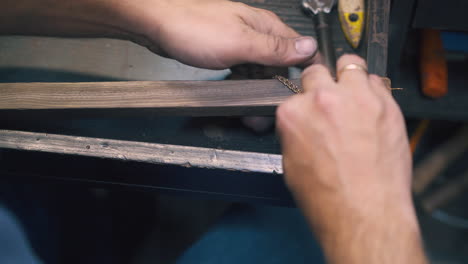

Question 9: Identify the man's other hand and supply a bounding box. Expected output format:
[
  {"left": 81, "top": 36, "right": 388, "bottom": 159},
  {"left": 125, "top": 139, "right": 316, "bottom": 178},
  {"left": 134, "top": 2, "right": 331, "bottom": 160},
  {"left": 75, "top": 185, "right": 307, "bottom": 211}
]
[{"left": 129, "top": 0, "right": 319, "bottom": 69}]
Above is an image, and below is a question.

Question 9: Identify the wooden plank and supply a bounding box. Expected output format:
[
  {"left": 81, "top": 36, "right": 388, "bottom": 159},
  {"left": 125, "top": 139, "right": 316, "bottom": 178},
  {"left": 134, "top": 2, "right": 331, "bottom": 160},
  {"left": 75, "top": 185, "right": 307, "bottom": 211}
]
[
  {"left": 364, "top": 0, "right": 390, "bottom": 76},
  {"left": 0, "top": 130, "right": 283, "bottom": 174},
  {"left": 0, "top": 79, "right": 297, "bottom": 116}
]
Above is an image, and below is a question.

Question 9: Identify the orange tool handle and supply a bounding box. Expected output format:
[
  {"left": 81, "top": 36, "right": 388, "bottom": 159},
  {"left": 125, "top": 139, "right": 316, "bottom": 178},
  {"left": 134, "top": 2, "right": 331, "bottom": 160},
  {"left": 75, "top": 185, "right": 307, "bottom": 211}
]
[
  {"left": 420, "top": 29, "right": 448, "bottom": 98},
  {"left": 410, "top": 119, "right": 430, "bottom": 155}
]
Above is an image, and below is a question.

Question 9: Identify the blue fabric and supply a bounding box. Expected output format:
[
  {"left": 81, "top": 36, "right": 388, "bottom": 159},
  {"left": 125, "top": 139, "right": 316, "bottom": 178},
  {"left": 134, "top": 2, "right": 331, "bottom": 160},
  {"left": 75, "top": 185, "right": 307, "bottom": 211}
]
[
  {"left": 0, "top": 206, "right": 42, "bottom": 264},
  {"left": 176, "top": 205, "right": 325, "bottom": 264},
  {"left": 442, "top": 31, "right": 468, "bottom": 53},
  {"left": 0, "top": 202, "right": 324, "bottom": 264}
]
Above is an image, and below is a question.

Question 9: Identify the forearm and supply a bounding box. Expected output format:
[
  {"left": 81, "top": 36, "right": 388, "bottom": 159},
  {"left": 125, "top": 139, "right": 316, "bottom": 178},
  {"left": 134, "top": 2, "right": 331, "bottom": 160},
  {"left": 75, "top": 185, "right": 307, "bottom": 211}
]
[
  {"left": 320, "top": 212, "right": 427, "bottom": 264},
  {"left": 297, "top": 192, "right": 428, "bottom": 264},
  {"left": 0, "top": 0, "right": 150, "bottom": 41}
]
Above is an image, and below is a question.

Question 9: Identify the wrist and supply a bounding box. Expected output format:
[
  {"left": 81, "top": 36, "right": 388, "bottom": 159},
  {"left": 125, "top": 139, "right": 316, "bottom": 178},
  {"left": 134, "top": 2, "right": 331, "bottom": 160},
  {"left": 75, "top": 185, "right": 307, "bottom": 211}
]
[
  {"left": 317, "top": 204, "right": 426, "bottom": 264},
  {"left": 95, "top": 0, "right": 170, "bottom": 48}
]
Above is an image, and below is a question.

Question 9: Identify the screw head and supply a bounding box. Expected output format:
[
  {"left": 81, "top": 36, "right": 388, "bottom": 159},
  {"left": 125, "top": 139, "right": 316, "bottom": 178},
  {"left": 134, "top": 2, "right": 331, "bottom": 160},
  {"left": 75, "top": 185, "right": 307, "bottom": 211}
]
[{"left": 348, "top": 13, "right": 359, "bottom": 22}]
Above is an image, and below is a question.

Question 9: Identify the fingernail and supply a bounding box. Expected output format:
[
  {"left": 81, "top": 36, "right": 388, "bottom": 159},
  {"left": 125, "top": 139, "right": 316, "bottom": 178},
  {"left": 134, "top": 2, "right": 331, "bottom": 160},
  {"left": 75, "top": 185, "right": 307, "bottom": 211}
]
[{"left": 295, "top": 37, "right": 317, "bottom": 56}]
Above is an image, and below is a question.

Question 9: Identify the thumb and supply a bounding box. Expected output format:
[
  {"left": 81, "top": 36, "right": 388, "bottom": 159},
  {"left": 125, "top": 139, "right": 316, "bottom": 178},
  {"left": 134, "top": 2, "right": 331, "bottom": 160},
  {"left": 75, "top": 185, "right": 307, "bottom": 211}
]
[{"left": 246, "top": 33, "right": 318, "bottom": 66}]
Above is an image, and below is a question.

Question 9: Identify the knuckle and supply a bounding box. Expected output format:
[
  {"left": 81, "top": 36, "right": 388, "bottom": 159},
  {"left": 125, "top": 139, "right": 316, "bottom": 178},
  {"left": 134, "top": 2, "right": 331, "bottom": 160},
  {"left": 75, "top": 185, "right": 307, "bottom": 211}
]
[
  {"left": 369, "top": 74, "right": 381, "bottom": 83},
  {"left": 234, "top": 2, "right": 258, "bottom": 17},
  {"left": 371, "top": 101, "right": 385, "bottom": 117},
  {"left": 359, "top": 96, "right": 386, "bottom": 119},
  {"left": 234, "top": 2, "right": 251, "bottom": 10},
  {"left": 277, "top": 99, "right": 297, "bottom": 122},
  {"left": 385, "top": 101, "right": 404, "bottom": 123},
  {"left": 267, "top": 36, "right": 287, "bottom": 59},
  {"left": 313, "top": 89, "right": 340, "bottom": 113},
  {"left": 358, "top": 93, "right": 378, "bottom": 108},
  {"left": 264, "top": 10, "right": 280, "bottom": 20},
  {"left": 302, "top": 64, "right": 329, "bottom": 78},
  {"left": 276, "top": 97, "right": 304, "bottom": 128},
  {"left": 369, "top": 74, "right": 386, "bottom": 88}
]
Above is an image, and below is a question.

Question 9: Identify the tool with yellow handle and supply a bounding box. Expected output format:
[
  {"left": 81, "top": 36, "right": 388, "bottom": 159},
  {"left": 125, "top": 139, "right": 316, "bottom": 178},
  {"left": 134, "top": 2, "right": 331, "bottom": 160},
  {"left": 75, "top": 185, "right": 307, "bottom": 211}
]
[{"left": 338, "top": 0, "right": 364, "bottom": 49}]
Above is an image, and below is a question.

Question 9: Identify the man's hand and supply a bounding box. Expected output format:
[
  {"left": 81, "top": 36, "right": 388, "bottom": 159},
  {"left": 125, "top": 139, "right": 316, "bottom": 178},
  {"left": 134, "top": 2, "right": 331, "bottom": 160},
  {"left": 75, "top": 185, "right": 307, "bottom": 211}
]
[
  {"left": 130, "top": 0, "right": 319, "bottom": 69},
  {"left": 276, "top": 54, "right": 427, "bottom": 263},
  {"left": 1, "top": 0, "right": 318, "bottom": 69}
]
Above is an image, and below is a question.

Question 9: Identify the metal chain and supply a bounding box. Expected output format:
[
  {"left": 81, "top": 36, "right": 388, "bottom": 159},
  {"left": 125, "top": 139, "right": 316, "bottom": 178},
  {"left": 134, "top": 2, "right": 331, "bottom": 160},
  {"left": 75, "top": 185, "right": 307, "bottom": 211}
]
[
  {"left": 274, "top": 75, "right": 303, "bottom": 94},
  {"left": 275, "top": 75, "right": 402, "bottom": 93}
]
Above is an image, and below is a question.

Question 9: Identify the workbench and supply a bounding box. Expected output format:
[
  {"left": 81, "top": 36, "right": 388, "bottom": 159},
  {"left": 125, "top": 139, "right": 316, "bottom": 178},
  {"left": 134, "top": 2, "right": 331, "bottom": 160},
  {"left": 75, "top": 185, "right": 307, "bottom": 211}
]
[{"left": 0, "top": 0, "right": 466, "bottom": 205}]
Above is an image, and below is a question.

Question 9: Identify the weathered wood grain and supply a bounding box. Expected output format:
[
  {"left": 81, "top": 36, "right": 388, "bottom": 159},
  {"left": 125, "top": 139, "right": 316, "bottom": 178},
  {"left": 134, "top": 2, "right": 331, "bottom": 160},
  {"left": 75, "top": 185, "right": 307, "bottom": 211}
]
[
  {"left": 364, "top": 0, "right": 390, "bottom": 76},
  {"left": 0, "top": 79, "right": 298, "bottom": 116},
  {"left": 0, "top": 130, "right": 283, "bottom": 174}
]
